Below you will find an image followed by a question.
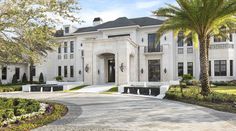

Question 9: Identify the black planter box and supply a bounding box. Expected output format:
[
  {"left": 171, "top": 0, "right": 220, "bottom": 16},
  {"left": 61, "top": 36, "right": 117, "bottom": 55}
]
[{"left": 30, "top": 85, "right": 63, "bottom": 92}]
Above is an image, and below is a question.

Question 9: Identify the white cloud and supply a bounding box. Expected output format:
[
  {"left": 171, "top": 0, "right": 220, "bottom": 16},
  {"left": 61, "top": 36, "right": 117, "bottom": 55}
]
[{"left": 136, "top": 1, "right": 161, "bottom": 9}]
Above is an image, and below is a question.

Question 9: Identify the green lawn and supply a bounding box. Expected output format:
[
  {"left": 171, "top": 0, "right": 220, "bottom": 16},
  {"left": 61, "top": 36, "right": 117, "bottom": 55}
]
[
  {"left": 0, "top": 84, "right": 22, "bottom": 92},
  {"left": 212, "top": 86, "right": 236, "bottom": 95},
  {"left": 166, "top": 86, "right": 236, "bottom": 113},
  {"left": 101, "top": 87, "right": 118, "bottom": 94},
  {"left": 69, "top": 85, "right": 88, "bottom": 91}
]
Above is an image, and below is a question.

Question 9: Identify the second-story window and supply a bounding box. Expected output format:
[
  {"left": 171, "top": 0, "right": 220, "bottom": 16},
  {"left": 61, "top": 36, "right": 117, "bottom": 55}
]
[
  {"left": 214, "top": 36, "right": 227, "bottom": 42},
  {"left": 230, "top": 34, "right": 233, "bottom": 42},
  {"left": 70, "top": 41, "right": 74, "bottom": 53},
  {"left": 64, "top": 42, "right": 68, "bottom": 53},
  {"left": 65, "top": 27, "right": 69, "bottom": 34},
  {"left": 177, "top": 32, "right": 184, "bottom": 47},
  {"left": 187, "top": 37, "right": 193, "bottom": 46},
  {"left": 58, "top": 45, "right": 61, "bottom": 53},
  {"left": 148, "top": 33, "right": 160, "bottom": 52}
]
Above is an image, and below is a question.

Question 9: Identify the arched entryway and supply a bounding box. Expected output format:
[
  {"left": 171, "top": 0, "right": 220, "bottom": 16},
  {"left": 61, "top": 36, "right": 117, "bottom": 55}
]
[{"left": 96, "top": 53, "right": 115, "bottom": 84}]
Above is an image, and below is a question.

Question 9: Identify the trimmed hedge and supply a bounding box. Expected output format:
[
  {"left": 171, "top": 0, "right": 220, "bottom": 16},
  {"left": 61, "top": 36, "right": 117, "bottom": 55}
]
[
  {"left": 0, "top": 98, "right": 40, "bottom": 123},
  {"left": 166, "top": 86, "right": 236, "bottom": 113}
]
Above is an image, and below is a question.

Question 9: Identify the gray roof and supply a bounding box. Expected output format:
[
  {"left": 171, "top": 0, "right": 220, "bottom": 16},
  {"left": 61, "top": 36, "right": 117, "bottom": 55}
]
[
  {"left": 75, "top": 17, "right": 163, "bottom": 33},
  {"left": 55, "top": 17, "right": 164, "bottom": 37}
]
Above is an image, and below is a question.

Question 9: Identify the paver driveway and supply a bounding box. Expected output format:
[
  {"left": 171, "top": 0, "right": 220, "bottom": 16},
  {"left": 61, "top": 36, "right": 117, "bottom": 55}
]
[{"left": 0, "top": 92, "right": 236, "bottom": 131}]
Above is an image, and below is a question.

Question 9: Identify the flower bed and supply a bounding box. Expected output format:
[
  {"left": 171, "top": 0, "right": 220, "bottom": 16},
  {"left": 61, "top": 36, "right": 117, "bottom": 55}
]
[
  {"left": 0, "top": 98, "right": 42, "bottom": 126},
  {"left": 0, "top": 98, "right": 68, "bottom": 130}
]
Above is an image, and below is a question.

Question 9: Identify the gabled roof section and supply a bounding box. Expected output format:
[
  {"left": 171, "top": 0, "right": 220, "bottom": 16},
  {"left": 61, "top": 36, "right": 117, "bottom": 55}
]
[
  {"left": 74, "top": 17, "right": 164, "bottom": 34},
  {"left": 130, "top": 17, "right": 164, "bottom": 27}
]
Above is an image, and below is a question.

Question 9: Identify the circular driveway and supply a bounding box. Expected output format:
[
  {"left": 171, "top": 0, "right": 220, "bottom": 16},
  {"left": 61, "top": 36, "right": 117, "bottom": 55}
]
[{"left": 0, "top": 92, "right": 236, "bottom": 131}]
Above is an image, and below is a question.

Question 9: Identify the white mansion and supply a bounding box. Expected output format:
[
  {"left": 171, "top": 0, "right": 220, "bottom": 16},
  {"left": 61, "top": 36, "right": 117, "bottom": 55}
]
[{"left": 1, "top": 17, "right": 236, "bottom": 85}]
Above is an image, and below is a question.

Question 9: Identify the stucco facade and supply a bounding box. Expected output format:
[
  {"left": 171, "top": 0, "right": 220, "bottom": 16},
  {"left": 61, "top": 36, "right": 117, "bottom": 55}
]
[{"left": 1, "top": 17, "right": 235, "bottom": 85}]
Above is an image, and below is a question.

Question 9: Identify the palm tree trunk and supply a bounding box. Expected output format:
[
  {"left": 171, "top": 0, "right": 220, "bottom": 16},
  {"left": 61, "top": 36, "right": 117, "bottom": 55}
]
[{"left": 199, "top": 38, "right": 211, "bottom": 96}]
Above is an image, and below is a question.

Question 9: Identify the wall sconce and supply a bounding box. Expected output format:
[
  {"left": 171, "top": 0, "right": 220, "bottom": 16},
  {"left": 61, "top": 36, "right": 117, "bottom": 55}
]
[
  {"left": 141, "top": 38, "right": 144, "bottom": 43},
  {"left": 85, "top": 64, "right": 89, "bottom": 73},
  {"left": 98, "top": 69, "right": 100, "bottom": 75},
  {"left": 141, "top": 68, "right": 144, "bottom": 74},
  {"left": 120, "top": 63, "right": 125, "bottom": 72},
  {"left": 164, "top": 68, "right": 167, "bottom": 74},
  {"left": 78, "top": 70, "right": 82, "bottom": 75}
]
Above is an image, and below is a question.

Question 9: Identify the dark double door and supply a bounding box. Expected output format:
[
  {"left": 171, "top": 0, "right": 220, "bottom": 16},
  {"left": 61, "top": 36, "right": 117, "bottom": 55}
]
[
  {"left": 108, "top": 60, "right": 115, "bottom": 82},
  {"left": 148, "top": 60, "right": 161, "bottom": 82}
]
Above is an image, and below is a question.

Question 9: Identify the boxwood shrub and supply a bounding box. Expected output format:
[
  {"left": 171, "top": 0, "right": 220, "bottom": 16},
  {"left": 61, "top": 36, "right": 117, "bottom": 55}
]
[{"left": 0, "top": 98, "right": 40, "bottom": 121}]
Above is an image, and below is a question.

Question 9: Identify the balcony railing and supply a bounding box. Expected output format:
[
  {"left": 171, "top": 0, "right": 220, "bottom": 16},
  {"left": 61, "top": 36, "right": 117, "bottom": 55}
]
[
  {"left": 144, "top": 46, "right": 163, "bottom": 53},
  {"left": 209, "top": 44, "right": 234, "bottom": 49}
]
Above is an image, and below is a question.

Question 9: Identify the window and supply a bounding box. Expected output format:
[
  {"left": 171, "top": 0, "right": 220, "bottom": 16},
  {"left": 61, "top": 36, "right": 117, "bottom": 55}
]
[
  {"left": 64, "top": 42, "right": 68, "bottom": 53},
  {"left": 209, "top": 61, "right": 211, "bottom": 76},
  {"left": 214, "top": 60, "right": 227, "bottom": 76},
  {"left": 187, "top": 48, "right": 193, "bottom": 54},
  {"left": 58, "top": 45, "right": 61, "bottom": 53},
  {"left": 58, "top": 55, "right": 62, "bottom": 60},
  {"left": 70, "top": 66, "right": 74, "bottom": 77},
  {"left": 15, "top": 68, "right": 20, "bottom": 79},
  {"left": 81, "top": 50, "right": 84, "bottom": 57},
  {"left": 70, "top": 41, "right": 74, "bottom": 53},
  {"left": 177, "top": 32, "right": 184, "bottom": 47},
  {"left": 230, "top": 60, "right": 233, "bottom": 76},
  {"left": 64, "top": 54, "right": 68, "bottom": 59},
  {"left": 187, "top": 37, "right": 193, "bottom": 46},
  {"left": 64, "top": 66, "right": 68, "bottom": 77},
  {"left": 178, "top": 48, "right": 184, "bottom": 54},
  {"left": 30, "top": 66, "right": 36, "bottom": 77},
  {"left": 230, "top": 34, "right": 233, "bottom": 42},
  {"left": 108, "top": 34, "right": 130, "bottom": 38},
  {"left": 65, "top": 27, "right": 69, "bottom": 34},
  {"left": 2, "top": 67, "right": 7, "bottom": 80},
  {"left": 148, "top": 33, "right": 161, "bottom": 52},
  {"left": 58, "top": 66, "right": 61, "bottom": 76},
  {"left": 214, "top": 36, "right": 227, "bottom": 42},
  {"left": 70, "top": 54, "right": 74, "bottom": 59},
  {"left": 178, "top": 62, "right": 184, "bottom": 76},
  {"left": 187, "top": 62, "right": 193, "bottom": 76},
  {"left": 148, "top": 60, "right": 161, "bottom": 82}
]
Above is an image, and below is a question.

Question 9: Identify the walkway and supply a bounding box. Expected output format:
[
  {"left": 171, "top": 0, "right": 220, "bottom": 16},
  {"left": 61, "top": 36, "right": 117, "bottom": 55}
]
[
  {"left": 0, "top": 92, "right": 236, "bottom": 131},
  {"left": 71, "top": 84, "right": 115, "bottom": 93}
]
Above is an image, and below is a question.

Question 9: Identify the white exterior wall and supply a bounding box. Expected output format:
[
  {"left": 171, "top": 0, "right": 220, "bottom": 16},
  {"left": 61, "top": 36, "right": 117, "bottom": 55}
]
[
  {"left": 0, "top": 64, "right": 28, "bottom": 84},
  {"left": 1, "top": 20, "right": 236, "bottom": 85}
]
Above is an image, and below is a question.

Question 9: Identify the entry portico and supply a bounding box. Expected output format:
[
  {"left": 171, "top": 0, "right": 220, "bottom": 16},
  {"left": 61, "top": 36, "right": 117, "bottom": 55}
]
[{"left": 83, "top": 37, "right": 138, "bottom": 85}]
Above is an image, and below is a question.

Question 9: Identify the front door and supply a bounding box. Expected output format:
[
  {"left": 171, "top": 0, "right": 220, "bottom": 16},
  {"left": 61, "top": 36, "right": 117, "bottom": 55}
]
[
  {"left": 148, "top": 60, "right": 161, "bottom": 82},
  {"left": 108, "top": 60, "right": 115, "bottom": 82}
]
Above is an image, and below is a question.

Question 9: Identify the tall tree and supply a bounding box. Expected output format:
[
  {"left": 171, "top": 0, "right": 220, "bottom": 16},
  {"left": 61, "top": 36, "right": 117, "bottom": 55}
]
[
  {"left": 0, "top": 0, "right": 81, "bottom": 63},
  {"left": 153, "top": 0, "right": 236, "bottom": 95},
  {"left": 0, "top": 0, "right": 81, "bottom": 82}
]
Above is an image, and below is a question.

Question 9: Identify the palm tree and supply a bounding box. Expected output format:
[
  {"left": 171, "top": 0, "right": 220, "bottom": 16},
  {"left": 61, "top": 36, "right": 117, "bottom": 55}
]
[{"left": 153, "top": 0, "right": 236, "bottom": 96}]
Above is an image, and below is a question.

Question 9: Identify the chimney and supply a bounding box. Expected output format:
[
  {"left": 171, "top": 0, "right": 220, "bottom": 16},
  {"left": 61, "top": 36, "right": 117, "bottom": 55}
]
[{"left": 93, "top": 17, "right": 103, "bottom": 26}]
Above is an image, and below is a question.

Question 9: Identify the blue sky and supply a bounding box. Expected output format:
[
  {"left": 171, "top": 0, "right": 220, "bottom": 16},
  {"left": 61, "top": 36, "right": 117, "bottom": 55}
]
[{"left": 77, "top": 0, "right": 176, "bottom": 27}]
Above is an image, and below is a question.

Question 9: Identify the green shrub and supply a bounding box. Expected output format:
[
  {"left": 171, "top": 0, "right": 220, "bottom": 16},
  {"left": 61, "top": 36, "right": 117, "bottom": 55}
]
[
  {"left": 55, "top": 76, "right": 63, "bottom": 81},
  {"left": 0, "top": 110, "right": 4, "bottom": 121},
  {"left": 4, "top": 109, "right": 15, "bottom": 119},
  {"left": 181, "top": 74, "right": 193, "bottom": 81},
  {"left": 15, "top": 108, "right": 27, "bottom": 116},
  {"left": 5, "top": 99, "right": 14, "bottom": 108},
  {"left": 39, "top": 73, "right": 44, "bottom": 83},
  {"left": 22, "top": 73, "right": 28, "bottom": 84},
  {"left": 12, "top": 74, "right": 18, "bottom": 84}
]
